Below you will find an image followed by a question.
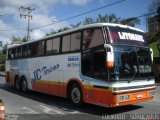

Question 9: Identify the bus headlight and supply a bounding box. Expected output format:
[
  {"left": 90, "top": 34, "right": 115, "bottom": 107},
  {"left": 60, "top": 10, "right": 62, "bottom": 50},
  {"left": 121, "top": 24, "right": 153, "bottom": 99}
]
[
  {"left": 111, "top": 87, "right": 119, "bottom": 92},
  {"left": 118, "top": 95, "right": 130, "bottom": 102}
]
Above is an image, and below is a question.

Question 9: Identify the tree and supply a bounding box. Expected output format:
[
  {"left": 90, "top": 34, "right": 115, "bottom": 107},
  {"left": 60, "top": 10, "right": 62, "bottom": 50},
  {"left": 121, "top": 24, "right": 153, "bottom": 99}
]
[
  {"left": 57, "top": 27, "right": 70, "bottom": 32},
  {"left": 157, "top": 6, "right": 160, "bottom": 23},
  {"left": 70, "top": 22, "right": 82, "bottom": 28},
  {"left": 96, "top": 14, "right": 121, "bottom": 23},
  {"left": 120, "top": 17, "right": 141, "bottom": 27},
  {"left": 147, "top": 30, "right": 160, "bottom": 43},
  {"left": 96, "top": 14, "right": 108, "bottom": 23},
  {"left": 46, "top": 29, "right": 57, "bottom": 36},
  {"left": 0, "top": 53, "right": 5, "bottom": 64},
  {"left": 148, "top": 0, "right": 160, "bottom": 14},
  {"left": 83, "top": 17, "right": 95, "bottom": 25},
  {"left": 2, "top": 44, "right": 7, "bottom": 54},
  {"left": 46, "top": 13, "right": 141, "bottom": 36},
  {"left": 11, "top": 35, "right": 29, "bottom": 44}
]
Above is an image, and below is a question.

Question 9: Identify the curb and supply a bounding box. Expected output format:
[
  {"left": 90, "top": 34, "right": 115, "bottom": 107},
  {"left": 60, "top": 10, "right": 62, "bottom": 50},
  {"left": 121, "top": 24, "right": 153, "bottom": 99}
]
[
  {"left": 0, "top": 74, "right": 5, "bottom": 77},
  {"left": 0, "top": 72, "right": 5, "bottom": 77}
]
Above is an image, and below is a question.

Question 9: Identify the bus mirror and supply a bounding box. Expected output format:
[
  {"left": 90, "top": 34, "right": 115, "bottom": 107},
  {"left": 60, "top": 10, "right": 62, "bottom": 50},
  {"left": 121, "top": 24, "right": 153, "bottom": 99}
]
[
  {"left": 150, "top": 48, "right": 153, "bottom": 63},
  {"left": 104, "top": 44, "right": 114, "bottom": 68}
]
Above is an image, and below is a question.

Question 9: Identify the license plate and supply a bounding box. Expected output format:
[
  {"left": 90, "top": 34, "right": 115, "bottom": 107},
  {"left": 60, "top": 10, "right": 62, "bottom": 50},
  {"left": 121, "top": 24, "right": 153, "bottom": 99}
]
[{"left": 136, "top": 94, "right": 143, "bottom": 99}]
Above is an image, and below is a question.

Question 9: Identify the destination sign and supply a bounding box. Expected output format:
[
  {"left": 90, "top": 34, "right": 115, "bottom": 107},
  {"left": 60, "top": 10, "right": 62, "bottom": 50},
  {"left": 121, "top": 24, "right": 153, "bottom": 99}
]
[
  {"left": 108, "top": 27, "right": 147, "bottom": 46},
  {"left": 118, "top": 32, "right": 144, "bottom": 42}
]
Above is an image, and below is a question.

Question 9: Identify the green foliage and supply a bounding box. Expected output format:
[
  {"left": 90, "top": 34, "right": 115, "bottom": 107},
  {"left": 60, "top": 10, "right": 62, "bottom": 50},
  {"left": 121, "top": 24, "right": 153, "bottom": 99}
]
[
  {"left": 83, "top": 17, "right": 95, "bottom": 25},
  {"left": 46, "top": 13, "right": 141, "bottom": 36},
  {"left": 149, "top": 40, "right": 160, "bottom": 58},
  {"left": 2, "top": 44, "right": 7, "bottom": 54},
  {"left": 147, "top": 30, "right": 160, "bottom": 43},
  {"left": 11, "top": 35, "right": 29, "bottom": 44},
  {"left": 0, "top": 53, "right": 5, "bottom": 64},
  {"left": 0, "top": 64, "right": 5, "bottom": 71},
  {"left": 120, "top": 17, "right": 141, "bottom": 27},
  {"left": 70, "top": 22, "right": 82, "bottom": 28}
]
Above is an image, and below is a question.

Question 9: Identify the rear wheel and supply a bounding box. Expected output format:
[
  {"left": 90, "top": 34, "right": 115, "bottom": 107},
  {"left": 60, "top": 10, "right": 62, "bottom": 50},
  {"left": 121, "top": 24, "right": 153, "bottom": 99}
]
[
  {"left": 21, "top": 77, "right": 28, "bottom": 92},
  {"left": 14, "top": 77, "right": 21, "bottom": 91},
  {"left": 69, "top": 83, "right": 83, "bottom": 106}
]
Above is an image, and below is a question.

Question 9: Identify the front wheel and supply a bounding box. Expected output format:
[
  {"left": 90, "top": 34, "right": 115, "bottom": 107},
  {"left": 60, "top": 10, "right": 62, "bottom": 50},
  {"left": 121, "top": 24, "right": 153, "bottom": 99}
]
[{"left": 69, "top": 83, "right": 83, "bottom": 106}]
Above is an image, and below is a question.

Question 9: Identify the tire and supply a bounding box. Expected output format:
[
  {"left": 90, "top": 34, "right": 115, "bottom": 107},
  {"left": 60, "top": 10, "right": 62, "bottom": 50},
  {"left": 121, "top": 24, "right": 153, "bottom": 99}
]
[
  {"left": 14, "top": 77, "right": 21, "bottom": 91},
  {"left": 69, "top": 83, "right": 83, "bottom": 106},
  {"left": 21, "top": 77, "right": 28, "bottom": 92}
]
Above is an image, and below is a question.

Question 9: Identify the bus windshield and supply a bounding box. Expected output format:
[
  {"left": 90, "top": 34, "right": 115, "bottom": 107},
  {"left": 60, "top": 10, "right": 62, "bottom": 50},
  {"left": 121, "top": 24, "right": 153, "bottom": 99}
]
[{"left": 110, "top": 45, "right": 153, "bottom": 81}]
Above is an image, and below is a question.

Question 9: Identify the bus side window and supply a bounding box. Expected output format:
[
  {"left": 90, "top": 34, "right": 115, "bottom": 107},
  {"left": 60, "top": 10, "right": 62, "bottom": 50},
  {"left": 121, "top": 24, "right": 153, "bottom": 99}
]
[
  {"left": 8, "top": 49, "right": 13, "bottom": 59},
  {"left": 46, "top": 39, "right": 52, "bottom": 54},
  {"left": 11, "top": 49, "right": 15, "bottom": 59},
  {"left": 28, "top": 44, "right": 34, "bottom": 57},
  {"left": 62, "top": 35, "right": 70, "bottom": 52},
  {"left": 37, "top": 41, "right": 45, "bottom": 56},
  {"left": 83, "top": 29, "right": 104, "bottom": 49},
  {"left": 22, "top": 45, "right": 28, "bottom": 57},
  {"left": 62, "top": 32, "right": 81, "bottom": 52},
  {"left": 46, "top": 37, "right": 60, "bottom": 54},
  {"left": 16, "top": 47, "right": 22, "bottom": 58},
  {"left": 71, "top": 32, "right": 81, "bottom": 51}
]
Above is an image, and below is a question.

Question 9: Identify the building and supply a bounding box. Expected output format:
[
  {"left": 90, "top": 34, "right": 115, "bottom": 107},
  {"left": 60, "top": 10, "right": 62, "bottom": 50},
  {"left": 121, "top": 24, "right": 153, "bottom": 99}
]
[{"left": 148, "top": 16, "right": 160, "bottom": 32}]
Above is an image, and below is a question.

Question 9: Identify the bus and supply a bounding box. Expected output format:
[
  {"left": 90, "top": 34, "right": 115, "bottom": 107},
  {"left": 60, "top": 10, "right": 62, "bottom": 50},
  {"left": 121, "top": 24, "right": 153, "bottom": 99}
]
[{"left": 5, "top": 23, "right": 155, "bottom": 107}]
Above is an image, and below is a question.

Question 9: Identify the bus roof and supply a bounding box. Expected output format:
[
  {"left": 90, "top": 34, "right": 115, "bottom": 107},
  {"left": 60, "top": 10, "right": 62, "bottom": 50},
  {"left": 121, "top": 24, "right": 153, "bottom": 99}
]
[{"left": 7, "top": 23, "right": 144, "bottom": 49}]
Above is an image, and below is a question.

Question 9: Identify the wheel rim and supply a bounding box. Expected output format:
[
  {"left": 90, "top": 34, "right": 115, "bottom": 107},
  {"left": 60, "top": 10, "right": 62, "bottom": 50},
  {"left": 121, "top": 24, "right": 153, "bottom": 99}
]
[
  {"left": 16, "top": 80, "right": 20, "bottom": 90},
  {"left": 22, "top": 80, "right": 27, "bottom": 91},
  {"left": 71, "top": 88, "right": 81, "bottom": 104}
]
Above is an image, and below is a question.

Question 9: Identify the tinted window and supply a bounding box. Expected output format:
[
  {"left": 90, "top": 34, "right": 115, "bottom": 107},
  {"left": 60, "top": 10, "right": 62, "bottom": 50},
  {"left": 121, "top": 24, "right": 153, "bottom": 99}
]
[
  {"left": 71, "top": 32, "right": 81, "bottom": 51},
  {"left": 22, "top": 45, "right": 28, "bottom": 57},
  {"left": 62, "top": 35, "right": 70, "bottom": 52},
  {"left": 83, "top": 29, "right": 104, "bottom": 49},
  {"left": 36, "top": 41, "right": 44, "bottom": 55},
  {"left": 46, "top": 37, "right": 60, "bottom": 54},
  {"left": 15, "top": 47, "right": 22, "bottom": 58},
  {"left": 62, "top": 32, "right": 81, "bottom": 52}
]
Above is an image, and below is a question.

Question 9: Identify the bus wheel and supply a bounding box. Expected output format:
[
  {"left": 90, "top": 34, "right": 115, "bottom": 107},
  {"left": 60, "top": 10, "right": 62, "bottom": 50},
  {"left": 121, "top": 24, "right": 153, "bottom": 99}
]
[
  {"left": 15, "top": 78, "right": 21, "bottom": 91},
  {"left": 69, "top": 83, "right": 83, "bottom": 106},
  {"left": 21, "top": 77, "right": 28, "bottom": 92}
]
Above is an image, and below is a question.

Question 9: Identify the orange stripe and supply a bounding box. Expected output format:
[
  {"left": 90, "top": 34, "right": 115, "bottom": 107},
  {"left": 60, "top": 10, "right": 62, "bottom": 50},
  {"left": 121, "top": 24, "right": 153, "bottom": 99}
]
[
  {"left": 0, "top": 118, "right": 5, "bottom": 120},
  {"left": 32, "top": 80, "right": 67, "bottom": 97},
  {"left": 0, "top": 110, "right": 5, "bottom": 114}
]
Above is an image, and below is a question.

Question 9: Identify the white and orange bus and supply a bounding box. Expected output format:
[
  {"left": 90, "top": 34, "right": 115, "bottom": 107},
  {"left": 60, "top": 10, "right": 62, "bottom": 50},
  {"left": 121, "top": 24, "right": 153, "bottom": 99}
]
[{"left": 5, "top": 23, "right": 155, "bottom": 107}]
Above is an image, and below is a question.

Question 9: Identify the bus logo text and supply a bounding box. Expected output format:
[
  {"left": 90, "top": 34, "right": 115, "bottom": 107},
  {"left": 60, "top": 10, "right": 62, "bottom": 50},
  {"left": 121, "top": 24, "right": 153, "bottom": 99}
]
[{"left": 32, "top": 64, "right": 59, "bottom": 81}]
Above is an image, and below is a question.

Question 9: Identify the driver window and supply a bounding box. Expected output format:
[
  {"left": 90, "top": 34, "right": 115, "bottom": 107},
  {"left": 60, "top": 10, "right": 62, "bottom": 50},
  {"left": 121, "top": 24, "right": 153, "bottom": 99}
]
[{"left": 81, "top": 28, "right": 107, "bottom": 80}]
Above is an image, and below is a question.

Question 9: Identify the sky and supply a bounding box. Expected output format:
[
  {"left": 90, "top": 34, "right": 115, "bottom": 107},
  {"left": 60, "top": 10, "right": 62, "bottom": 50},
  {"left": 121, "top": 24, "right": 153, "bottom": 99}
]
[{"left": 0, "top": 0, "right": 153, "bottom": 45}]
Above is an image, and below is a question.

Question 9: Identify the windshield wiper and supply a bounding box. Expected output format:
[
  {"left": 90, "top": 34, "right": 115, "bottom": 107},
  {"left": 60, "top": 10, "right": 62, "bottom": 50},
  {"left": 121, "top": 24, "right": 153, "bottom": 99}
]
[{"left": 128, "top": 71, "right": 137, "bottom": 82}]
